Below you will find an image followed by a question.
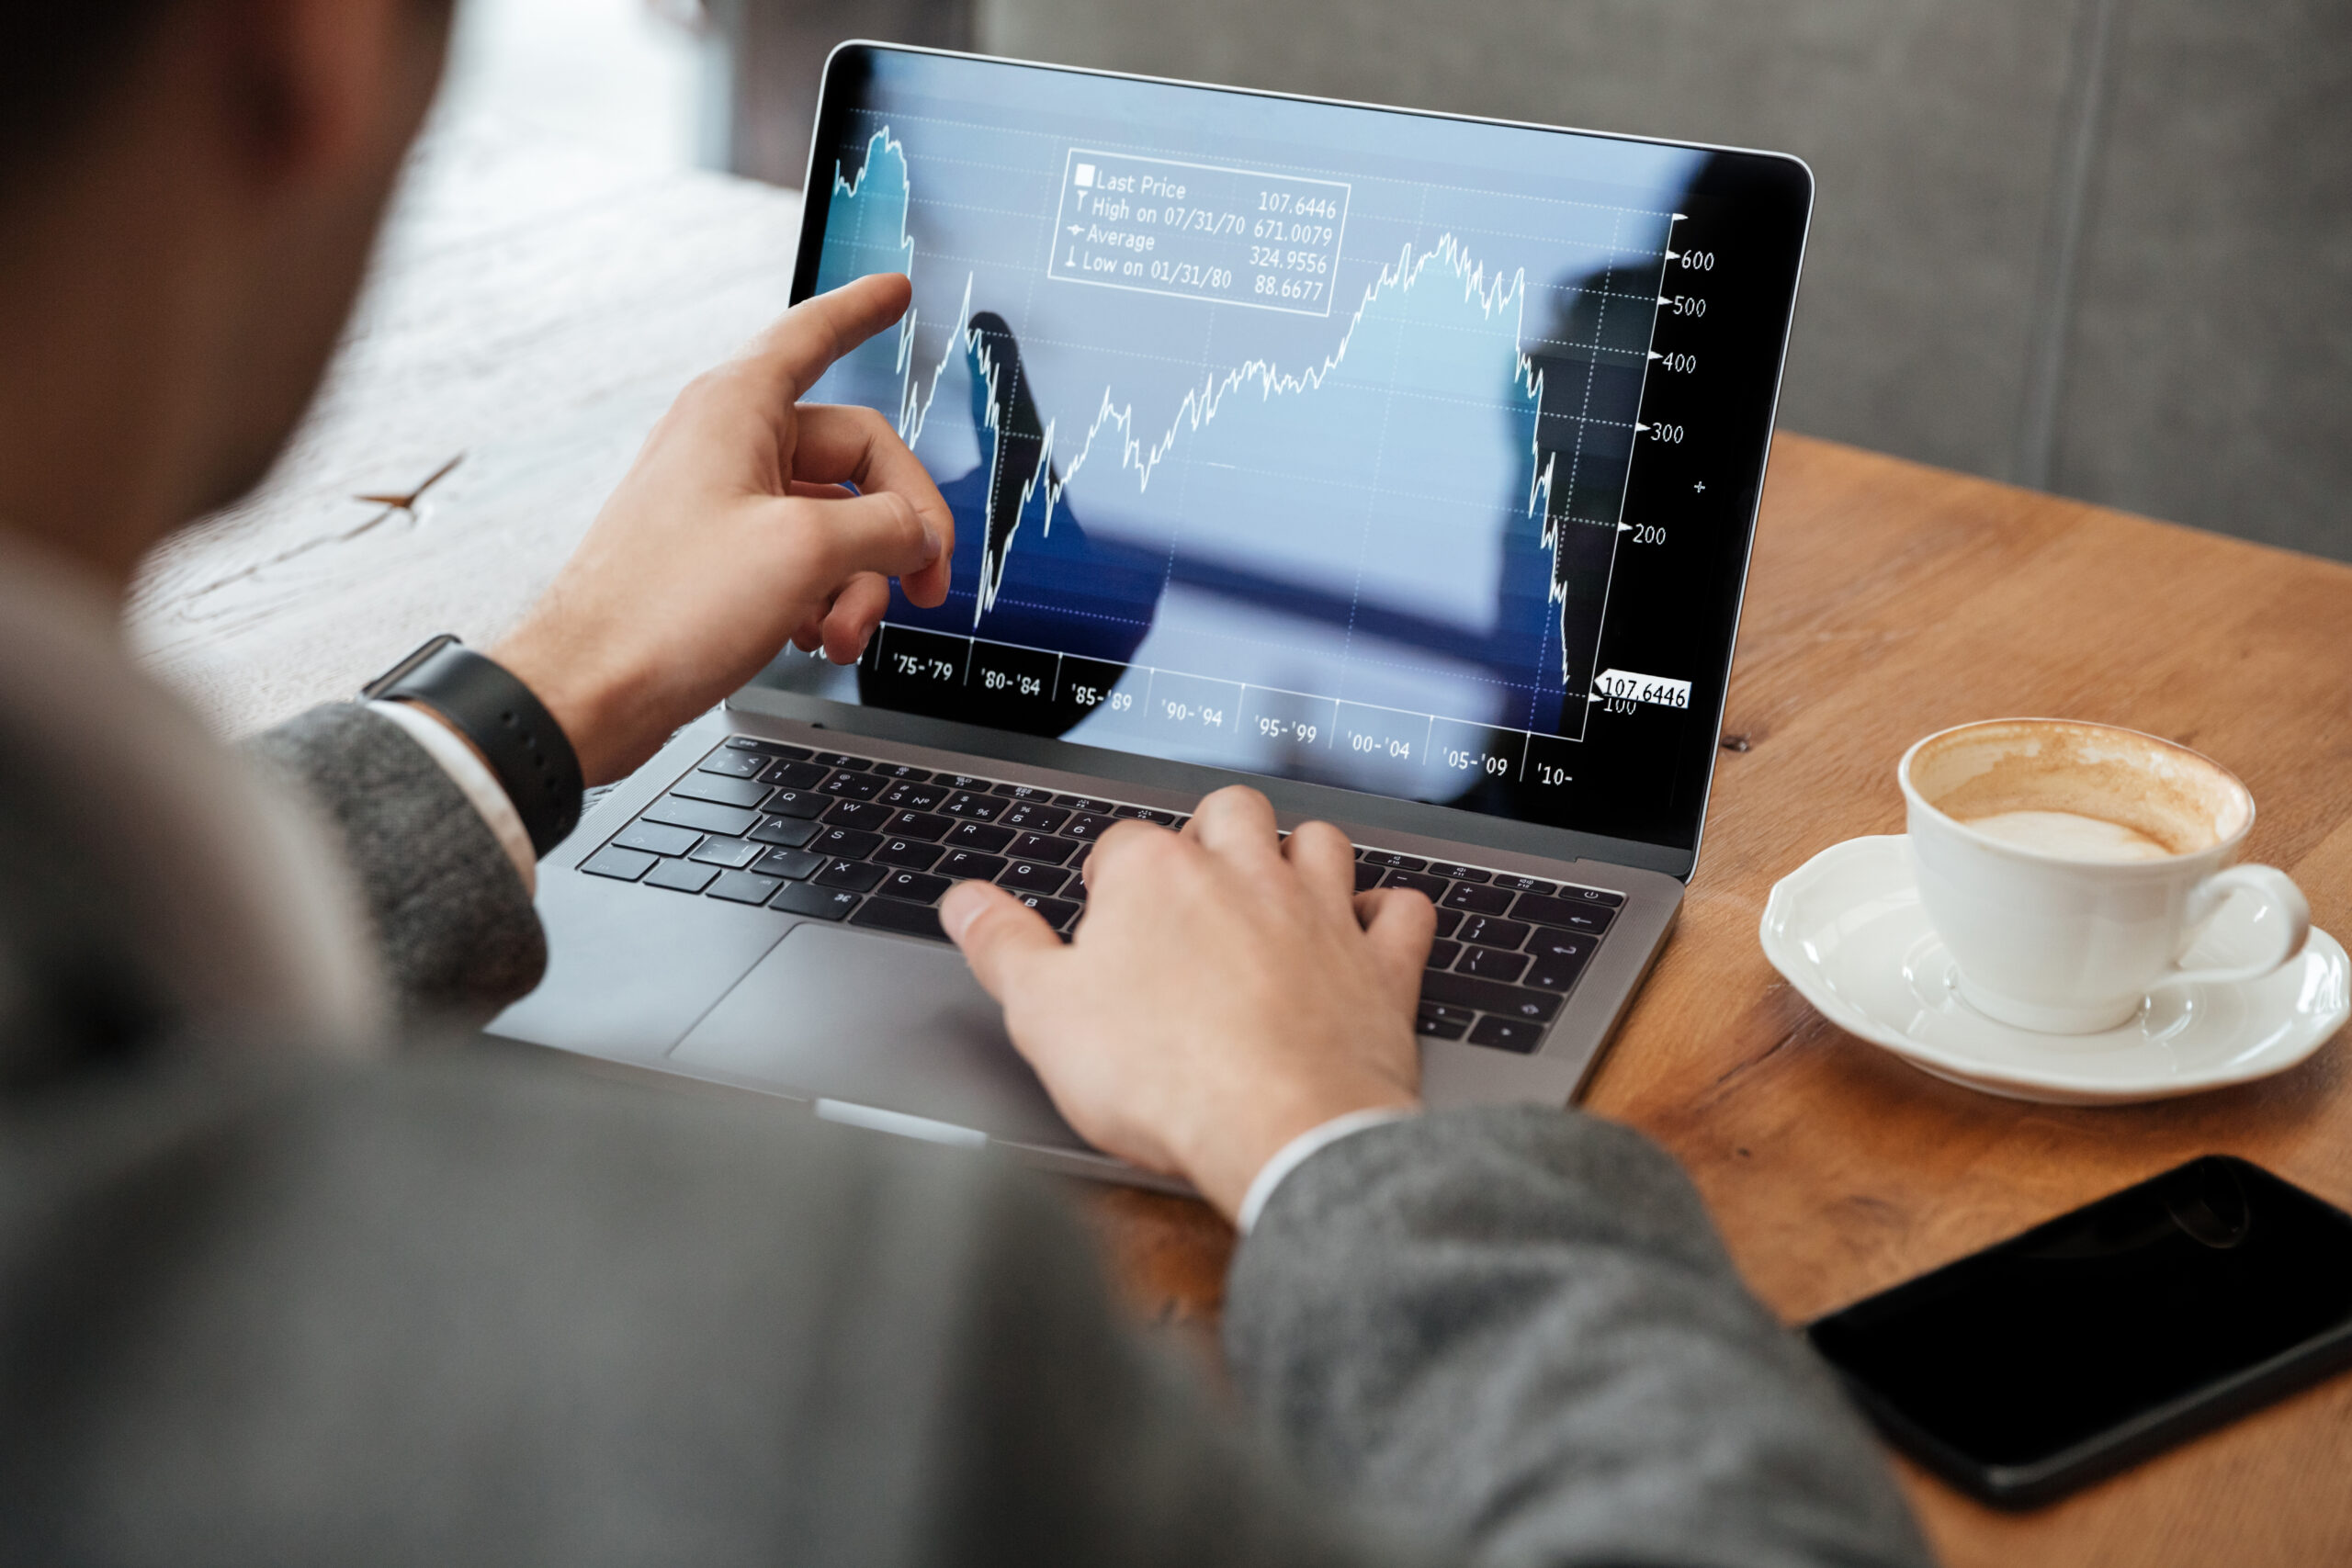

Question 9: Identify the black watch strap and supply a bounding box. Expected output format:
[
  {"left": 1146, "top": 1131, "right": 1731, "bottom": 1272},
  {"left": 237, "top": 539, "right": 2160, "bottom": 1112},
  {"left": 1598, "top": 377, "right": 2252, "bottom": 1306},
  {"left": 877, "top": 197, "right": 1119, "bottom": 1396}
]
[{"left": 363, "top": 635, "right": 584, "bottom": 857}]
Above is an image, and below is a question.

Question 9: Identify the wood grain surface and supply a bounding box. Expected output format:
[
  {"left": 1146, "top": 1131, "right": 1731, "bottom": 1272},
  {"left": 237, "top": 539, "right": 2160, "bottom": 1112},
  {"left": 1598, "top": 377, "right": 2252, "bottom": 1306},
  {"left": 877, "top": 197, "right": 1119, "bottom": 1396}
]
[{"left": 129, "top": 124, "right": 2352, "bottom": 1568}]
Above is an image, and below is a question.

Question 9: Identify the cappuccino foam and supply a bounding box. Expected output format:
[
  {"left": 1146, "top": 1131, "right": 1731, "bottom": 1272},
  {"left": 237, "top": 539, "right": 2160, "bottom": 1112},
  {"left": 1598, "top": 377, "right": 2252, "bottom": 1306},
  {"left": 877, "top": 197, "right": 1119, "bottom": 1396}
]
[{"left": 1959, "top": 808, "right": 2177, "bottom": 863}]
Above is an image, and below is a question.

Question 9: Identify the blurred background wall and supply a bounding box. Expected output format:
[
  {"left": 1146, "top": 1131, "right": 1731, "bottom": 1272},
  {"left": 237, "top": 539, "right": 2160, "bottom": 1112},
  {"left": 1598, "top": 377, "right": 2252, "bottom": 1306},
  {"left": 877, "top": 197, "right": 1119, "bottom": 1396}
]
[{"left": 448, "top": 0, "right": 2352, "bottom": 563}]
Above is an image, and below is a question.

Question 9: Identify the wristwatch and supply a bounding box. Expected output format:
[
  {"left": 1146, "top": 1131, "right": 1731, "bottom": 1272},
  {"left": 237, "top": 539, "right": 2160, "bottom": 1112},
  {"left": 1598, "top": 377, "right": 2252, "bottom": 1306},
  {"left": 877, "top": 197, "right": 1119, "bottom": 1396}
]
[{"left": 362, "top": 635, "right": 584, "bottom": 857}]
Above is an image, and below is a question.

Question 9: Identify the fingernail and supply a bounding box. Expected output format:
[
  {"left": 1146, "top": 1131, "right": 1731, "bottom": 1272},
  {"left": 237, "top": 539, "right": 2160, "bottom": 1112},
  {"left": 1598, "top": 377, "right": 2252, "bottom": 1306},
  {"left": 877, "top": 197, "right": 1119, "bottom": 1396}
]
[{"left": 922, "top": 520, "right": 945, "bottom": 565}]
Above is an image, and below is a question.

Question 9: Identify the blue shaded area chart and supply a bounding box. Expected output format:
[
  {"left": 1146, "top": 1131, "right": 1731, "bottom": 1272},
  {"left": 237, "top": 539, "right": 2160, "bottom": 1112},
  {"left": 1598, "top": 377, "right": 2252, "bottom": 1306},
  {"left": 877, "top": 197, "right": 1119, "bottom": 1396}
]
[{"left": 793, "top": 81, "right": 1704, "bottom": 816}]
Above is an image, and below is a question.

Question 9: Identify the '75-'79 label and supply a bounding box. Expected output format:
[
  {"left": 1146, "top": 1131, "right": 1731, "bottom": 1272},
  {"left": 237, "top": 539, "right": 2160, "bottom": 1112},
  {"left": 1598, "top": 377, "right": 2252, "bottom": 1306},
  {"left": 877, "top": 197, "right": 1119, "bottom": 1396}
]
[{"left": 1593, "top": 669, "right": 1692, "bottom": 708}]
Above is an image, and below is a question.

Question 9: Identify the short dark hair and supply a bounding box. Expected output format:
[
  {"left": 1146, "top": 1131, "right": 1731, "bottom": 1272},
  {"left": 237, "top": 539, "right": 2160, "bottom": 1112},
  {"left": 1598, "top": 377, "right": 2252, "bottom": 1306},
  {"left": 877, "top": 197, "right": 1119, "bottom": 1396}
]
[{"left": 0, "top": 4, "right": 174, "bottom": 189}]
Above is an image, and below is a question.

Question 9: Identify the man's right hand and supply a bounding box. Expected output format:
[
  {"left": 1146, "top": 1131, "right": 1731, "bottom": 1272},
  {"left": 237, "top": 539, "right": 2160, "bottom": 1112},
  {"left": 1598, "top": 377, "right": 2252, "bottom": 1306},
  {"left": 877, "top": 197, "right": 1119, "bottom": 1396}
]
[{"left": 940, "top": 786, "right": 1434, "bottom": 1221}]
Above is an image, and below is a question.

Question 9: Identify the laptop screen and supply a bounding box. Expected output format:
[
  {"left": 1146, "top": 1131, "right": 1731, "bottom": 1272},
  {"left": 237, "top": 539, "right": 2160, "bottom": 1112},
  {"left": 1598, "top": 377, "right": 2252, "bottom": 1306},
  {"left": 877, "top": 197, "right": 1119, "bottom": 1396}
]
[{"left": 783, "top": 45, "right": 1809, "bottom": 860}]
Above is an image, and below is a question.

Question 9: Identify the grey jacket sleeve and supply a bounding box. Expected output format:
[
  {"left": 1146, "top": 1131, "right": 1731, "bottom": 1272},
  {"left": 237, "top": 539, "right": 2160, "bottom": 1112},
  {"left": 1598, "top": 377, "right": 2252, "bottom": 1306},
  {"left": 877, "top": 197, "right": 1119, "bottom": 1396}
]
[
  {"left": 244, "top": 703, "right": 547, "bottom": 1021},
  {"left": 1225, "top": 1107, "right": 1934, "bottom": 1568}
]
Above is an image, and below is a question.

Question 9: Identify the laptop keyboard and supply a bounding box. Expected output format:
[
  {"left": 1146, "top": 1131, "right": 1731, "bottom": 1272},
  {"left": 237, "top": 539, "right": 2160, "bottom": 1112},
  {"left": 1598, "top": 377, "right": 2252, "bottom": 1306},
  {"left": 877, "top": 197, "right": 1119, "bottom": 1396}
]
[{"left": 576, "top": 736, "right": 1622, "bottom": 1055}]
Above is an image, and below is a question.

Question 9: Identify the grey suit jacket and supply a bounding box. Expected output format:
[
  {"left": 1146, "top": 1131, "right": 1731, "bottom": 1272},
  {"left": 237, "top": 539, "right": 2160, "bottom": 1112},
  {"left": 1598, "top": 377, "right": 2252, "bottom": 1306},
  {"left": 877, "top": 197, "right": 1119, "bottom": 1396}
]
[{"left": 0, "top": 690, "right": 1930, "bottom": 1566}]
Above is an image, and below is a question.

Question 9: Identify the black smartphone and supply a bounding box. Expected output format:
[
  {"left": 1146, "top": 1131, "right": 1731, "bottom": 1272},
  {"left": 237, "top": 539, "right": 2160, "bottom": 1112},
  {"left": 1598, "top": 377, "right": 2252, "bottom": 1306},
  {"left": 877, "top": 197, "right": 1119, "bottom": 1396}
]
[{"left": 1805, "top": 1156, "right": 2352, "bottom": 1507}]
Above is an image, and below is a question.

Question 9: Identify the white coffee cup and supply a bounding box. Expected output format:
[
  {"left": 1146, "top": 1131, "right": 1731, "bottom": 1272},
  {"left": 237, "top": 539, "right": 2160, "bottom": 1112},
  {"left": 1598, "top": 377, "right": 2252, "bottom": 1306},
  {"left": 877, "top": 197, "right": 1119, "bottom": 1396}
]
[{"left": 1899, "top": 718, "right": 2311, "bottom": 1033}]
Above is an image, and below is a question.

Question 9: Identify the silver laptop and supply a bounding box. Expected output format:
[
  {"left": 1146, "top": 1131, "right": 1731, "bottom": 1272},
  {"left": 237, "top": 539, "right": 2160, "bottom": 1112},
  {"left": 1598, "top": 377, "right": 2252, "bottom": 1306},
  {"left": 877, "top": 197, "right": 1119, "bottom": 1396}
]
[{"left": 489, "top": 44, "right": 1812, "bottom": 1188}]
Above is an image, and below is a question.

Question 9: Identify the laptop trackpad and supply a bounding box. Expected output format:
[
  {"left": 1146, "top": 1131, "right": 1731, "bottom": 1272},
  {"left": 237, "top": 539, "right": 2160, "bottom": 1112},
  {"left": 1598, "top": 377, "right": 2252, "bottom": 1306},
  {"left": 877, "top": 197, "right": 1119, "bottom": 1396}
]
[{"left": 669, "top": 924, "right": 1083, "bottom": 1151}]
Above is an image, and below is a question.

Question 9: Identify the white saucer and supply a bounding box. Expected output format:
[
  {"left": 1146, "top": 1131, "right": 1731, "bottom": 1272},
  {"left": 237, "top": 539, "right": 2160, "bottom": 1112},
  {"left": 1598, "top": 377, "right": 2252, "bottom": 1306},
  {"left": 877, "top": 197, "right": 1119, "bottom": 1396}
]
[{"left": 1758, "top": 835, "right": 2350, "bottom": 1104}]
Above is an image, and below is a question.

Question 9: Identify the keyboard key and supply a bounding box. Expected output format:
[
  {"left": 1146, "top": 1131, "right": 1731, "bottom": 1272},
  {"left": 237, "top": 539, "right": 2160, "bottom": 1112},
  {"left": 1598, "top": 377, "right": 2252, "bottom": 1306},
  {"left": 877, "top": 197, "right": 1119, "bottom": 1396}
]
[
  {"left": 1000, "top": 802, "right": 1070, "bottom": 833},
  {"left": 687, "top": 836, "right": 764, "bottom": 869},
  {"left": 1469, "top": 1015, "right": 1545, "bottom": 1054},
  {"left": 642, "top": 796, "right": 759, "bottom": 837},
  {"left": 1558, "top": 885, "right": 1626, "bottom": 908},
  {"left": 1425, "top": 938, "right": 1462, "bottom": 970},
  {"left": 921, "top": 852, "right": 1001, "bottom": 886},
  {"left": 1430, "top": 908, "right": 1462, "bottom": 939},
  {"left": 707, "top": 870, "right": 783, "bottom": 905},
  {"left": 760, "top": 759, "right": 828, "bottom": 790},
  {"left": 753, "top": 848, "right": 825, "bottom": 881},
  {"left": 1061, "top": 812, "right": 1117, "bottom": 841},
  {"left": 1054, "top": 794, "right": 1116, "bottom": 812},
  {"left": 1514, "top": 895, "right": 1617, "bottom": 935},
  {"left": 1354, "top": 863, "right": 1383, "bottom": 892},
  {"left": 1492, "top": 874, "right": 1559, "bottom": 897},
  {"left": 819, "top": 770, "right": 884, "bottom": 800},
  {"left": 1007, "top": 832, "right": 1073, "bottom": 864},
  {"left": 772, "top": 882, "right": 861, "bottom": 919},
  {"left": 1524, "top": 952, "right": 1592, "bottom": 993},
  {"left": 1012, "top": 894, "right": 1082, "bottom": 929},
  {"left": 1427, "top": 863, "right": 1491, "bottom": 882},
  {"left": 1414, "top": 1010, "right": 1468, "bottom": 1041},
  {"left": 998, "top": 861, "right": 1070, "bottom": 896},
  {"left": 725, "top": 737, "right": 813, "bottom": 760},
  {"left": 750, "top": 816, "right": 820, "bottom": 848},
  {"left": 614, "top": 821, "right": 699, "bottom": 857},
  {"left": 882, "top": 810, "right": 954, "bottom": 840},
  {"left": 761, "top": 789, "right": 828, "bottom": 820},
  {"left": 1114, "top": 805, "right": 1182, "bottom": 827},
  {"left": 812, "top": 752, "right": 868, "bottom": 771},
  {"left": 1363, "top": 851, "right": 1429, "bottom": 873},
  {"left": 1441, "top": 882, "right": 1516, "bottom": 915},
  {"left": 811, "top": 827, "right": 882, "bottom": 860},
  {"left": 1383, "top": 869, "right": 1446, "bottom": 898},
  {"left": 581, "top": 847, "right": 657, "bottom": 881},
  {"left": 872, "top": 762, "right": 931, "bottom": 782},
  {"left": 671, "top": 773, "right": 772, "bottom": 809},
  {"left": 877, "top": 870, "right": 951, "bottom": 904},
  {"left": 1527, "top": 927, "right": 1597, "bottom": 962},
  {"left": 877, "top": 783, "right": 946, "bottom": 811},
  {"left": 993, "top": 783, "right": 1054, "bottom": 801},
  {"left": 874, "top": 838, "right": 942, "bottom": 870},
  {"left": 851, "top": 897, "right": 949, "bottom": 942},
  {"left": 823, "top": 799, "right": 894, "bottom": 830},
  {"left": 935, "top": 773, "right": 996, "bottom": 792},
  {"left": 1460, "top": 946, "right": 1532, "bottom": 981},
  {"left": 939, "top": 792, "right": 1003, "bottom": 822},
  {"left": 1421, "top": 971, "right": 1561, "bottom": 1022},
  {"left": 1419, "top": 999, "right": 1476, "bottom": 1029},
  {"left": 696, "top": 750, "right": 768, "bottom": 779},
  {"left": 944, "top": 821, "right": 1016, "bottom": 853},
  {"left": 1453, "top": 915, "right": 1531, "bottom": 951},
  {"left": 644, "top": 860, "right": 718, "bottom": 894},
  {"left": 815, "top": 859, "right": 886, "bottom": 892}
]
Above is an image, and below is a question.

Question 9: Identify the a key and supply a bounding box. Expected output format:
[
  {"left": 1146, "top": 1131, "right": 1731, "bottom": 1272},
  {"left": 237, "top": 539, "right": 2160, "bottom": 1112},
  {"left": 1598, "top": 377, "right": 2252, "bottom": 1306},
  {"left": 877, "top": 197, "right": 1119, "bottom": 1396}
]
[
  {"left": 644, "top": 860, "right": 718, "bottom": 894},
  {"left": 686, "top": 836, "right": 764, "bottom": 870},
  {"left": 1468, "top": 1015, "right": 1544, "bottom": 1053},
  {"left": 881, "top": 809, "right": 953, "bottom": 840},
  {"left": 707, "top": 871, "right": 783, "bottom": 905},
  {"left": 1054, "top": 795, "right": 1117, "bottom": 812},
  {"left": 938, "top": 792, "right": 1003, "bottom": 822},
  {"left": 581, "top": 847, "right": 656, "bottom": 881},
  {"left": 874, "top": 839, "right": 943, "bottom": 870},
  {"left": 944, "top": 821, "right": 1017, "bottom": 852},
  {"left": 772, "top": 883, "right": 860, "bottom": 919},
  {"left": 1425, "top": 862, "right": 1492, "bottom": 882},
  {"left": 672, "top": 773, "right": 773, "bottom": 810},
  {"left": 1425, "top": 938, "right": 1462, "bottom": 970},
  {"left": 872, "top": 763, "right": 930, "bottom": 782},
  {"left": 1414, "top": 1010, "right": 1468, "bottom": 1041},
  {"left": 1453, "top": 915, "right": 1531, "bottom": 951},
  {"left": 1000, "top": 802, "right": 1070, "bottom": 833},
  {"left": 819, "top": 770, "right": 883, "bottom": 799},
  {"left": 1013, "top": 894, "right": 1082, "bottom": 929},
  {"left": 750, "top": 816, "right": 820, "bottom": 848},
  {"left": 997, "top": 861, "right": 1070, "bottom": 896},
  {"left": 1007, "top": 832, "right": 1073, "bottom": 864},
  {"left": 642, "top": 796, "right": 758, "bottom": 837},
  {"left": 822, "top": 800, "right": 893, "bottom": 831},
  {"left": 760, "top": 789, "right": 828, "bottom": 820},
  {"left": 1383, "top": 869, "right": 1447, "bottom": 898},
  {"left": 811, "top": 753, "right": 868, "bottom": 771},
  {"left": 878, "top": 870, "right": 951, "bottom": 904},
  {"left": 752, "top": 848, "right": 825, "bottom": 881},
  {"left": 934, "top": 850, "right": 1009, "bottom": 881},
  {"left": 1363, "top": 851, "right": 1428, "bottom": 872},
  {"left": 1354, "top": 863, "right": 1383, "bottom": 892},
  {"left": 759, "top": 759, "right": 828, "bottom": 790},
  {"left": 696, "top": 750, "right": 768, "bottom": 779},
  {"left": 811, "top": 828, "right": 882, "bottom": 860},
  {"left": 993, "top": 783, "right": 1054, "bottom": 801},
  {"left": 935, "top": 773, "right": 996, "bottom": 792},
  {"left": 613, "top": 821, "right": 698, "bottom": 857},
  {"left": 1492, "top": 874, "right": 1558, "bottom": 897},
  {"left": 1061, "top": 812, "right": 1116, "bottom": 841},
  {"left": 1459, "top": 946, "right": 1531, "bottom": 981},
  {"left": 815, "top": 859, "right": 885, "bottom": 892},
  {"left": 725, "top": 737, "right": 812, "bottom": 760},
  {"left": 878, "top": 783, "right": 946, "bottom": 811},
  {"left": 1114, "top": 805, "right": 1182, "bottom": 827},
  {"left": 1441, "top": 882, "right": 1516, "bottom": 915},
  {"left": 1421, "top": 971, "right": 1561, "bottom": 1022},
  {"left": 1514, "top": 895, "right": 1616, "bottom": 934}
]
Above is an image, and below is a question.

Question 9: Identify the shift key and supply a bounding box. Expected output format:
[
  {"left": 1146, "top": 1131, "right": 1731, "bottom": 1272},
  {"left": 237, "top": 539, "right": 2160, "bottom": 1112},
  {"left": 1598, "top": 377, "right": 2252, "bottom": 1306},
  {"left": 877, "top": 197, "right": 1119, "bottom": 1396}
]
[{"left": 1419, "top": 970, "right": 1560, "bottom": 1022}]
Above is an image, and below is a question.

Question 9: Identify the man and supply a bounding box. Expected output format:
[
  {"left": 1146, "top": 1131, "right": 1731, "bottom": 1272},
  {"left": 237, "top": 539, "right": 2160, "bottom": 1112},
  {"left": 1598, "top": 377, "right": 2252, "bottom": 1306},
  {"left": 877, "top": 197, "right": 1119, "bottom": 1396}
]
[{"left": 0, "top": 3, "right": 1931, "bottom": 1564}]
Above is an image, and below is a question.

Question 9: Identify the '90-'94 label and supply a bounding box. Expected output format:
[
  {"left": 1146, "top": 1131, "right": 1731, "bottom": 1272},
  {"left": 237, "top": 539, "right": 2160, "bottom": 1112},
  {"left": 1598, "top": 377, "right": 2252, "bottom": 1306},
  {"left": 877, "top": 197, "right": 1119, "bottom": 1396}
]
[{"left": 1593, "top": 669, "right": 1692, "bottom": 709}]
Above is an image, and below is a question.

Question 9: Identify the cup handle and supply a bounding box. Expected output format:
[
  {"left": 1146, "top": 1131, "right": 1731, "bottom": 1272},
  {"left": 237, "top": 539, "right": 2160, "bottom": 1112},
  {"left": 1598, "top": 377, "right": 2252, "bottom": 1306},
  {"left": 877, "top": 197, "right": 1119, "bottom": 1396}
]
[{"left": 2156, "top": 864, "right": 2312, "bottom": 992}]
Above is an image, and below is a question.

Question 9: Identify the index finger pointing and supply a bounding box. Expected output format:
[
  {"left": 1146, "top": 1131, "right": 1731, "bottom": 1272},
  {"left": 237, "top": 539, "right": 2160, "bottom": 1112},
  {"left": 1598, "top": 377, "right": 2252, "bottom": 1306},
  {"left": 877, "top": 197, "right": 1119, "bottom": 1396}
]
[{"left": 739, "top": 273, "right": 914, "bottom": 403}]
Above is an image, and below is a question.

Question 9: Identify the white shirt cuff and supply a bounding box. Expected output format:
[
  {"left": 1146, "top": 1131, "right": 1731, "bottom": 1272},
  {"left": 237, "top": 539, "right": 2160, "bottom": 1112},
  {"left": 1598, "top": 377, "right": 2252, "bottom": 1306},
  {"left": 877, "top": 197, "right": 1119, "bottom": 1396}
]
[
  {"left": 368, "top": 698, "right": 537, "bottom": 895},
  {"left": 1235, "top": 1106, "right": 1420, "bottom": 1235}
]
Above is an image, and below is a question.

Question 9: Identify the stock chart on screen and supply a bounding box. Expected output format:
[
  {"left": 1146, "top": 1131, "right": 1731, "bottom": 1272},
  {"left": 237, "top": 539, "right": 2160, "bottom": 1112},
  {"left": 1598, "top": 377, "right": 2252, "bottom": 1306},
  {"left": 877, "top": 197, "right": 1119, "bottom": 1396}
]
[{"left": 775, "top": 50, "right": 1805, "bottom": 852}]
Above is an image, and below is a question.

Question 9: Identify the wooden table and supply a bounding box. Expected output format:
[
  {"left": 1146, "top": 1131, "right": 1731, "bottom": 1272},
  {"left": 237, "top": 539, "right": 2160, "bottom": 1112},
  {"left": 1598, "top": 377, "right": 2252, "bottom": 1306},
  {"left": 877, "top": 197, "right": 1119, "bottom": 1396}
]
[{"left": 130, "top": 120, "right": 2352, "bottom": 1568}]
